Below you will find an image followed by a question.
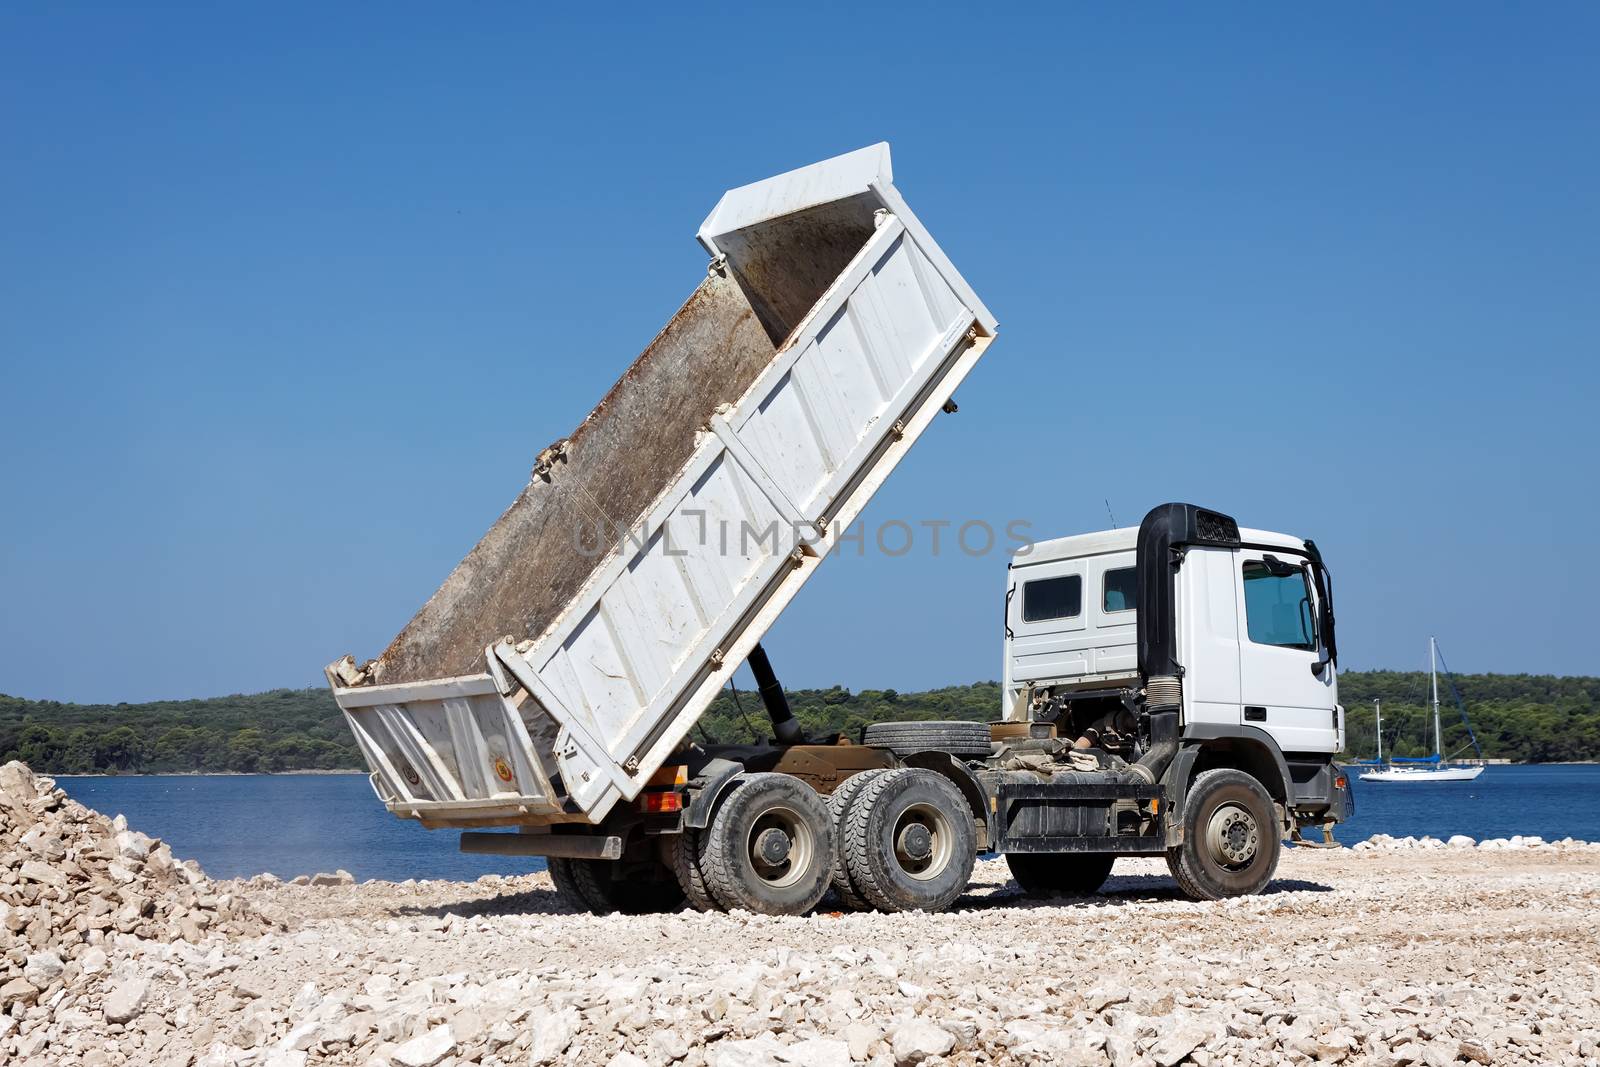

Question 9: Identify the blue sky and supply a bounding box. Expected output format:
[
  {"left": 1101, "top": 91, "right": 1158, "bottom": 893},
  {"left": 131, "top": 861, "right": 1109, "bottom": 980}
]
[{"left": 3, "top": 5, "right": 1596, "bottom": 703}]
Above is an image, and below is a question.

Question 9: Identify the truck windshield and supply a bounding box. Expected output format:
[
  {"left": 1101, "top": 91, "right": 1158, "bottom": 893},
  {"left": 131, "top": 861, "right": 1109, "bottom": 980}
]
[{"left": 1241, "top": 562, "right": 1317, "bottom": 651}]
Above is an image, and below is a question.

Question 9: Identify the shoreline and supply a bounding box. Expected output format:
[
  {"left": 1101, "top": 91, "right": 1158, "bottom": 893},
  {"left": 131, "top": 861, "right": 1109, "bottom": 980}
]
[{"left": 55, "top": 763, "right": 1600, "bottom": 778}]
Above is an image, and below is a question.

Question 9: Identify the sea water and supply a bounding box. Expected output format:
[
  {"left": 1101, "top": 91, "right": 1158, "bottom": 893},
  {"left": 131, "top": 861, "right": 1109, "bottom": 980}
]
[{"left": 59, "top": 763, "right": 1600, "bottom": 882}]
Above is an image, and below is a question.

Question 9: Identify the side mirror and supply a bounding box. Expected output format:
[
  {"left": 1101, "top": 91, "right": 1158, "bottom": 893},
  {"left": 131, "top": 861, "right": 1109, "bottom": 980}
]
[{"left": 1311, "top": 659, "right": 1329, "bottom": 678}]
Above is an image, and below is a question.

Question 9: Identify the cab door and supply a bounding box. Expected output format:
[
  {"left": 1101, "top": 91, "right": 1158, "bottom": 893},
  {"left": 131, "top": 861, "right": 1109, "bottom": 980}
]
[{"left": 1234, "top": 549, "right": 1338, "bottom": 753}]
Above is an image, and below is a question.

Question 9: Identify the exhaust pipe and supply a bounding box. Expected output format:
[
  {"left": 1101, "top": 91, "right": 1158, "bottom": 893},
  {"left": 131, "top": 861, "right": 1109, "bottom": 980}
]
[{"left": 1125, "top": 676, "right": 1181, "bottom": 785}]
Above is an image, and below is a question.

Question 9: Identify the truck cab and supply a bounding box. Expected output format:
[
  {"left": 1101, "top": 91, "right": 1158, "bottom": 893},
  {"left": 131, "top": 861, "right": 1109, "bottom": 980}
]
[
  {"left": 1006, "top": 519, "right": 1342, "bottom": 758},
  {"left": 987, "top": 503, "right": 1351, "bottom": 899}
]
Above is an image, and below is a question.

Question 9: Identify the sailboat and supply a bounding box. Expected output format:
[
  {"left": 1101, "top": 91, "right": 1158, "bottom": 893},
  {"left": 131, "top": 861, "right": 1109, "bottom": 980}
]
[{"left": 1359, "top": 637, "right": 1486, "bottom": 782}]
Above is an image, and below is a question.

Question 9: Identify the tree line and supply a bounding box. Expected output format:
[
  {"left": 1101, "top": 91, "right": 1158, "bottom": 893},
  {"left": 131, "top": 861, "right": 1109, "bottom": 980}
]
[{"left": 2, "top": 670, "right": 1595, "bottom": 775}]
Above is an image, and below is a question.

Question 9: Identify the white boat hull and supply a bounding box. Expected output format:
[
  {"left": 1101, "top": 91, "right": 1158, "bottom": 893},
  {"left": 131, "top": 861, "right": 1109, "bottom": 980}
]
[{"left": 1359, "top": 765, "right": 1485, "bottom": 782}]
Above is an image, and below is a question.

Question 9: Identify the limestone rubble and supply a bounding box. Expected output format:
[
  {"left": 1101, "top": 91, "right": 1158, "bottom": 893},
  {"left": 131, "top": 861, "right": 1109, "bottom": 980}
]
[{"left": 2, "top": 760, "right": 1597, "bottom": 1066}]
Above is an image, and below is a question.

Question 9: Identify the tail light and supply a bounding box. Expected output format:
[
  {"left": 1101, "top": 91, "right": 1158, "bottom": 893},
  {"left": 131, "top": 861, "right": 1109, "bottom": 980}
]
[{"left": 638, "top": 791, "right": 683, "bottom": 814}]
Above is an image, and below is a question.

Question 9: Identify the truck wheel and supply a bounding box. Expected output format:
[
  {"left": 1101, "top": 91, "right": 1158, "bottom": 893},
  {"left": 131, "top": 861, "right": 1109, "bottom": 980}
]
[
  {"left": 863, "top": 721, "right": 992, "bottom": 759},
  {"left": 1166, "top": 768, "right": 1281, "bottom": 900},
  {"left": 1005, "top": 853, "right": 1115, "bottom": 896},
  {"left": 547, "top": 856, "right": 685, "bottom": 915},
  {"left": 700, "top": 773, "right": 833, "bottom": 915},
  {"left": 669, "top": 830, "right": 721, "bottom": 912},
  {"left": 546, "top": 857, "right": 595, "bottom": 913},
  {"left": 827, "top": 769, "right": 889, "bottom": 911},
  {"left": 842, "top": 768, "right": 976, "bottom": 913}
]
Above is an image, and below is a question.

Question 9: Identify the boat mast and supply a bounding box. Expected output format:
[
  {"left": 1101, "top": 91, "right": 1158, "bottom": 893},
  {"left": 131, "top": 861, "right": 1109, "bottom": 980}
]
[
  {"left": 1430, "top": 636, "right": 1442, "bottom": 759},
  {"left": 1374, "top": 699, "right": 1383, "bottom": 762}
]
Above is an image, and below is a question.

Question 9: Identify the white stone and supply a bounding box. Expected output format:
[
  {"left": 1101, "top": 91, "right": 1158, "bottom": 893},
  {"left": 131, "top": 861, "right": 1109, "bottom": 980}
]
[
  {"left": 1105, "top": 1033, "right": 1140, "bottom": 1067},
  {"left": 392, "top": 1024, "right": 455, "bottom": 1067},
  {"left": 195, "top": 1043, "right": 240, "bottom": 1067},
  {"left": 889, "top": 1019, "right": 955, "bottom": 1064},
  {"left": 1150, "top": 1021, "right": 1211, "bottom": 1067},
  {"left": 291, "top": 982, "right": 322, "bottom": 1015},
  {"left": 279, "top": 1019, "right": 329, "bottom": 1052},
  {"left": 844, "top": 1023, "right": 880, "bottom": 1061},
  {"left": 19, "top": 859, "right": 66, "bottom": 888},
  {"left": 1087, "top": 986, "right": 1132, "bottom": 1012},
  {"left": 709, "top": 1034, "right": 788, "bottom": 1067},
  {"left": 233, "top": 975, "right": 266, "bottom": 1000},
  {"left": 527, "top": 1006, "right": 580, "bottom": 1065},
  {"left": 648, "top": 1029, "right": 689, "bottom": 1061},
  {"left": 103, "top": 977, "right": 151, "bottom": 1023},
  {"left": 23, "top": 952, "right": 64, "bottom": 987},
  {"left": 115, "top": 830, "right": 152, "bottom": 861},
  {"left": 1447, "top": 835, "right": 1475, "bottom": 848},
  {"left": 310, "top": 870, "right": 356, "bottom": 887},
  {"left": 782, "top": 1037, "right": 851, "bottom": 1067}
]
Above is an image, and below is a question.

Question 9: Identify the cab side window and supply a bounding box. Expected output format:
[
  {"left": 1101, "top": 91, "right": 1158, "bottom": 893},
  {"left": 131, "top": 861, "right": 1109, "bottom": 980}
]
[
  {"left": 1241, "top": 562, "right": 1317, "bottom": 651},
  {"left": 1103, "top": 567, "right": 1137, "bottom": 612},
  {"left": 1022, "top": 575, "right": 1081, "bottom": 623}
]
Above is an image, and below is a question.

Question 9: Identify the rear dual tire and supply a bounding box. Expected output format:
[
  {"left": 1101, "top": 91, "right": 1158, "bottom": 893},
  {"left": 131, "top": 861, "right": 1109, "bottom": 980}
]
[
  {"left": 547, "top": 855, "right": 685, "bottom": 915},
  {"left": 690, "top": 773, "right": 835, "bottom": 916},
  {"left": 839, "top": 768, "right": 976, "bottom": 913},
  {"left": 827, "top": 769, "right": 888, "bottom": 911}
]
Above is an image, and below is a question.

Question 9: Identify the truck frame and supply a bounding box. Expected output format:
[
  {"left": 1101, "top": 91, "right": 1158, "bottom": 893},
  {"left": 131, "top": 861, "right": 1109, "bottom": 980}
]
[{"left": 326, "top": 146, "right": 1351, "bottom": 916}]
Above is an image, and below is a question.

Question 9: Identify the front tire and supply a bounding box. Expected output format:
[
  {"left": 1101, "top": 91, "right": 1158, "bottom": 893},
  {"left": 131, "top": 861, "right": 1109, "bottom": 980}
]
[
  {"left": 1006, "top": 852, "right": 1115, "bottom": 896},
  {"left": 841, "top": 768, "right": 976, "bottom": 913},
  {"left": 701, "top": 773, "right": 834, "bottom": 915},
  {"left": 1166, "top": 768, "right": 1281, "bottom": 900}
]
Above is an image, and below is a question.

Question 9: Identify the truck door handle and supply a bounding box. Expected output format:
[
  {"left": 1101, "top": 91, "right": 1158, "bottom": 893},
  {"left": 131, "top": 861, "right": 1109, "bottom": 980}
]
[{"left": 1244, "top": 706, "right": 1267, "bottom": 722}]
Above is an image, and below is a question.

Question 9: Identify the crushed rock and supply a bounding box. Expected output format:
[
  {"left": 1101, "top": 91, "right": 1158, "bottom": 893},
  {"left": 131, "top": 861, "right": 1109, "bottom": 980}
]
[{"left": 4, "top": 758, "right": 1598, "bottom": 1066}]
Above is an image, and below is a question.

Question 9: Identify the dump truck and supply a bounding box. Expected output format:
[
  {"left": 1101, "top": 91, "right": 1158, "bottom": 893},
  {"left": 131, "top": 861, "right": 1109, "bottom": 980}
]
[{"left": 326, "top": 144, "right": 1352, "bottom": 916}]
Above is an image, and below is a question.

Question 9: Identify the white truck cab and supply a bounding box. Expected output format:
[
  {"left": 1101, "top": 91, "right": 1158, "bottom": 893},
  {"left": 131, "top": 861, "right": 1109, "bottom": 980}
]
[
  {"left": 1006, "top": 522, "right": 1343, "bottom": 755},
  {"left": 990, "top": 503, "right": 1351, "bottom": 900}
]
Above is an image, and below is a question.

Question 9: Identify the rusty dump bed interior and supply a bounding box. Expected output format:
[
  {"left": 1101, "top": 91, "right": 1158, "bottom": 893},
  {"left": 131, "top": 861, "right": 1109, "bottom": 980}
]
[{"left": 367, "top": 201, "right": 877, "bottom": 687}]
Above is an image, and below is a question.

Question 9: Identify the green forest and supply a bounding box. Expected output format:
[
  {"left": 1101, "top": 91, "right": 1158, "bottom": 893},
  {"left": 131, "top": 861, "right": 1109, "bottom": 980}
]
[{"left": 2, "top": 670, "right": 1596, "bottom": 775}]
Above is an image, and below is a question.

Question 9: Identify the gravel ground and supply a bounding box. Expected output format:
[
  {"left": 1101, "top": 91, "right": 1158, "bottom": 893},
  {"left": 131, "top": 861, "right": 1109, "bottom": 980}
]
[{"left": 6, "top": 759, "right": 1599, "bottom": 1066}]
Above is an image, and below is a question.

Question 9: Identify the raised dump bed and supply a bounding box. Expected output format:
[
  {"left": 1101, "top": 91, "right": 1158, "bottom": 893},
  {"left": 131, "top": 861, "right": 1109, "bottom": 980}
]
[{"left": 327, "top": 144, "right": 997, "bottom": 828}]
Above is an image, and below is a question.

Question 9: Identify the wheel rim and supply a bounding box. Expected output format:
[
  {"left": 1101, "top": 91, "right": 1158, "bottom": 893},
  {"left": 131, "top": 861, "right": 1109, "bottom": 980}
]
[
  {"left": 746, "top": 804, "right": 815, "bottom": 889},
  {"left": 892, "top": 802, "right": 955, "bottom": 881},
  {"left": 1205, "top": 801, "right": 1260, "bottom": 870}
]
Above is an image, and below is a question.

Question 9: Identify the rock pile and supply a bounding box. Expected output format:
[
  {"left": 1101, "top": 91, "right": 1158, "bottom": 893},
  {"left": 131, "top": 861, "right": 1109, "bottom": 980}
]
[
  {"left": 1350, "top": 833, "right": 1593, "bottom": 852},
  {"left": 0, "top": 761, "right": 285, "bottom": 1061},
  {"left": 4, "top": 761, "right": 1598, "bottom": 1066}
]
